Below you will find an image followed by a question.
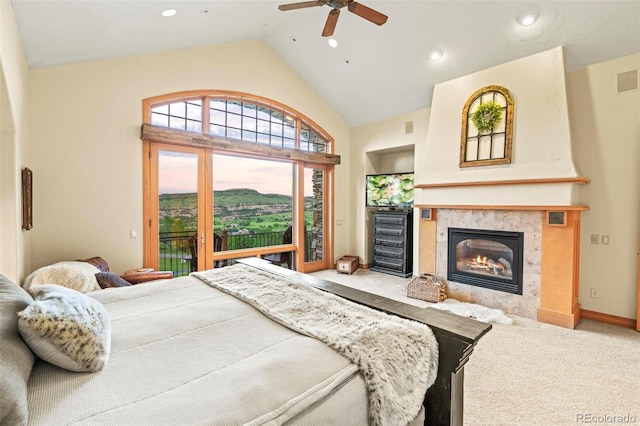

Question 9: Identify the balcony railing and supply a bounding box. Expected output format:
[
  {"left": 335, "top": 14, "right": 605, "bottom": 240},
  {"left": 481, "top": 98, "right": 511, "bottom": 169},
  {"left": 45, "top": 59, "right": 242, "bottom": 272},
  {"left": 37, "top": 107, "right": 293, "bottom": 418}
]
[{"left": 159, "top": 229, "right": 314, "bottom": 277}]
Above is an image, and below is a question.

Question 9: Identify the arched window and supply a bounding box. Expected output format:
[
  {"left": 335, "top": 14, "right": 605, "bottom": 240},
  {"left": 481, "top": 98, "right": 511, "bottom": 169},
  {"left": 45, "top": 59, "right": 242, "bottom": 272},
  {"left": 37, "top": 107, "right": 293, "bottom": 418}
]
[
  {"left": 460, "top": 85, "right": 514, "bottom": 168},
  {"left": 141, "top": 91, "right": 338, "bottom": 275},
  {"left": 144, "top": 91, "right": 332, "bottom": 155}
]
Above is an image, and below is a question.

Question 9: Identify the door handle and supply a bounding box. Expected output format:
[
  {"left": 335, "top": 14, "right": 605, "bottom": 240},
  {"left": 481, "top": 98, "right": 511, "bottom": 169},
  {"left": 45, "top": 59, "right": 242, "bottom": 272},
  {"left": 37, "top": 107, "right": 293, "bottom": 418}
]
[{"left": 201, "top": 233, "right": 205, "bottom": 246}]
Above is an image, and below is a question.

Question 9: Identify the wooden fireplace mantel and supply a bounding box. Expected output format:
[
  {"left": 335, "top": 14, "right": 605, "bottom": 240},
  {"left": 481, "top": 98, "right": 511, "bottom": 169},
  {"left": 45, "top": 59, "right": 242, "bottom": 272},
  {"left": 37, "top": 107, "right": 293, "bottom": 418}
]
[
  {"left": 414, "top": 204, "right": 589, "bottom": 211},
  {"left": 415, "top": 176, "right": 590, "bottom": 189}
]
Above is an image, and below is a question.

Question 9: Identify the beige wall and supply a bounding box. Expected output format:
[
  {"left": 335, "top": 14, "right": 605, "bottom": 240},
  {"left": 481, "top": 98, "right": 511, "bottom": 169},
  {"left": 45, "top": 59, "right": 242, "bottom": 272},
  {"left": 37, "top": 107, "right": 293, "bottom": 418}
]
[
  {"left": 350, "top": 52, "right": 639, "bottom": 320},
  {"left": 28, "top": 39, "right": 350, "bottom": 273},
  {"left": 568, "top": 53, "right": 640, "bottom": 319},
  {"left": 0, "top": 1, "right": 30, "bottom": 281}
]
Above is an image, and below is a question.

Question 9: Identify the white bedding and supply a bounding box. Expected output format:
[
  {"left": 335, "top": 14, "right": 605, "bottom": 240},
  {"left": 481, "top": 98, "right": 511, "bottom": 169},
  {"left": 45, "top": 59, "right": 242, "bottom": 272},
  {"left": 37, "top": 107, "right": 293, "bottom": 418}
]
[
  {"left": 26, "top": 267, "right": 431, "bottom": 425},
  {"left": 27, "top": 275, "right": 369, "bottom": 425},
  {"left": 194, "top": 264, "right": 438, "bottom": 426}
]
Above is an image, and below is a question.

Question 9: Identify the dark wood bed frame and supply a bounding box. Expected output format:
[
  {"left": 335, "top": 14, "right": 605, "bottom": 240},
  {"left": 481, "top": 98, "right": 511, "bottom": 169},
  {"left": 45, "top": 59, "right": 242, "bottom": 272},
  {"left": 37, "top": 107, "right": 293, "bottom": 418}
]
[{"left": 238, "top": 258, "right": 492, "bottom": 426}]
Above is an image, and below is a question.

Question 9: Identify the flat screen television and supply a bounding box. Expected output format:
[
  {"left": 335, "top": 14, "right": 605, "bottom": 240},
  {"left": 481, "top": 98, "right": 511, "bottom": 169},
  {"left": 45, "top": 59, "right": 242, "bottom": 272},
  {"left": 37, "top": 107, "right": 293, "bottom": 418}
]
[{"left": 365, "top": 172, "right": 414, "bottom": 208}]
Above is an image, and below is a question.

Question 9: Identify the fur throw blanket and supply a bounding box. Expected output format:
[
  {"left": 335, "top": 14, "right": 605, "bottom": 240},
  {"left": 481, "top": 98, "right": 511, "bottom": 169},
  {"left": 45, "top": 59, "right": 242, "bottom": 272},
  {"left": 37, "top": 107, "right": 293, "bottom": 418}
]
[{"left": 194, "top": 265, "right": 438, "bottom": 426}]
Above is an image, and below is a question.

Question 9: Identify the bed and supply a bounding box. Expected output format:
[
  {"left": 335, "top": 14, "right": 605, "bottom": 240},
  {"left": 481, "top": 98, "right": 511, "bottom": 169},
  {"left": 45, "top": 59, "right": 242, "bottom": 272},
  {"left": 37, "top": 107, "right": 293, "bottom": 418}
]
[{"left": 1, "top": 258, "right": 491, "bottom": 426}]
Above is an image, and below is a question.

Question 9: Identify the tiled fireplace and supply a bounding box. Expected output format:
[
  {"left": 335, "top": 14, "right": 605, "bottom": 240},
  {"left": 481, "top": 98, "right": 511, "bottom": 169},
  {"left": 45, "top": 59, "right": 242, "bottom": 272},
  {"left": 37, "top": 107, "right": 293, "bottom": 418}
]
[
  {"left": 417, "top": 205, "right": 584, "bottom": 328},
  {"left": 412, "top": 48, "right": 590, "bottom": 329},
  {"left": 436, "top": 209, "right": 541, "bottom": 319}
]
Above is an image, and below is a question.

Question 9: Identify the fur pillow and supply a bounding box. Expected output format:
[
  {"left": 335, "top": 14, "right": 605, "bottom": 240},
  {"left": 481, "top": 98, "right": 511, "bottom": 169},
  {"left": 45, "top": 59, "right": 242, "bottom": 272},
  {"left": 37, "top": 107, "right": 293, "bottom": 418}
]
[
  {"left": 23, "top": 261, "right": 101, "bottom": 293},
  {"left": 95, "top": 272, "right": 132, "bottom": 289},
  {"left": 18, "top": 285, "right": 111, "bottom": 372},
  {"left": 0, "top": 274, "right": 35, "bottom": 426}
]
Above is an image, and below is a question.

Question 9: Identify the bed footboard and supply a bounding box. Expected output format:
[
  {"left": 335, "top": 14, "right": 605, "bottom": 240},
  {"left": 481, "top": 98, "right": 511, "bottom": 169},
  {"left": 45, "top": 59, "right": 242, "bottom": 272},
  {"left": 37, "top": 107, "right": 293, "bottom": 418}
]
[{"left": 237, "top": 258, "right": 492, "bottom": 426}]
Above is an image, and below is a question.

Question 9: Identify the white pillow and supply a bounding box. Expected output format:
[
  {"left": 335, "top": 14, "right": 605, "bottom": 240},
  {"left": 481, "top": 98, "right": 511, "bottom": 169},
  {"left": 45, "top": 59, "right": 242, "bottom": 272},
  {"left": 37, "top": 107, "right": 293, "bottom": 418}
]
[
  {"left": 23, "top": 261, "right": 101, "bottom": 293},
  {"left": 18, "top": 284, "right": 111, "bottom": 372}
]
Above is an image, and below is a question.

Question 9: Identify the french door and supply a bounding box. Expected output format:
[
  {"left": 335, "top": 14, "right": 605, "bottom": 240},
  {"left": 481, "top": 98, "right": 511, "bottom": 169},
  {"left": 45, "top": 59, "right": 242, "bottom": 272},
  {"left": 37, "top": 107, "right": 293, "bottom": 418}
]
[
  {"left": 146, "top": 143, "right": 209, "bottom": 275},
  {"left": 144, "top": 142, "right": 331, "bottom": 275}
]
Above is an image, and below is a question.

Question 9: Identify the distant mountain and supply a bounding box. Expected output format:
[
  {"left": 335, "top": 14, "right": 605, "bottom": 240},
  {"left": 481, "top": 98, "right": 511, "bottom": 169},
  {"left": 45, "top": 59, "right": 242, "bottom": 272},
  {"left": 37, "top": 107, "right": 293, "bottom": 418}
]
[
  {"left": 159, "top": 188, "right": 311, "bottom": 219},
  {"left": 213, "top": 188, "right": 292, "bottom": 206}
]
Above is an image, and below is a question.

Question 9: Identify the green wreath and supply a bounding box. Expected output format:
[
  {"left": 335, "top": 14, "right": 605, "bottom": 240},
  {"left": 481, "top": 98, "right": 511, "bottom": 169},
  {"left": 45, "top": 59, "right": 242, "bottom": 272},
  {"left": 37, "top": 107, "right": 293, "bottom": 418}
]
[{"left": 472, "top": 101, "right": 503, "bottom": 133}]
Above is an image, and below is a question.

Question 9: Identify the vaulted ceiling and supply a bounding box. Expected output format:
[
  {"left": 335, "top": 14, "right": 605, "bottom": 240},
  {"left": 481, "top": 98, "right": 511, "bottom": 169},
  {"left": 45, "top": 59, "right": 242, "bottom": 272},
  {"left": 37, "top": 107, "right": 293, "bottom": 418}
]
[{"left": 11, "top": 0, "right": 640, "bottom": 126}]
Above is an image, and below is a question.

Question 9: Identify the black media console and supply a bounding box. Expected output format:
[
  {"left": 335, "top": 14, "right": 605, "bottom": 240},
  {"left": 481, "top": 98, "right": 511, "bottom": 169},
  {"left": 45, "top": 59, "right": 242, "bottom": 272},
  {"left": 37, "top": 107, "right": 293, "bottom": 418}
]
[{"left": 371, "top": 209, "right": 413, "bottom": 277}]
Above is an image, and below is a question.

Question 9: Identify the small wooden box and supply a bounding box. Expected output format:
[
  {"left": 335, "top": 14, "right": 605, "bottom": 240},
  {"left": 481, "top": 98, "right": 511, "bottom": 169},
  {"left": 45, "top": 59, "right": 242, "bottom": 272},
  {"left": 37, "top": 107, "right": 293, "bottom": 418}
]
[{"left": 336, "top": 256, "right": 359, "bottom": 274}]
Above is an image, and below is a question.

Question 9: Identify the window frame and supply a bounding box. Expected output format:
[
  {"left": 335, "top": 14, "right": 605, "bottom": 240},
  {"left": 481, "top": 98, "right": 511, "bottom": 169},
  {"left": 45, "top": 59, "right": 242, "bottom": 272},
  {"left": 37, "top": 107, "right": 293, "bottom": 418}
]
[
  {"left": 141, "top": 90, "right": 337, "bottom": 272},
  {"left": 459, "top": 85, "right": 514, "bottom": 168}
]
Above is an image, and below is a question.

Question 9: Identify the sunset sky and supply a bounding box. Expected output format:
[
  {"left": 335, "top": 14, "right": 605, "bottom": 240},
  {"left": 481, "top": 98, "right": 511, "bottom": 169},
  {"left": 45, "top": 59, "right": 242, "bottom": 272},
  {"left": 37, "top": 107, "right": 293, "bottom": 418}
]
[{"left": 158, "top": 151, "right": 314, "bottom": 196}]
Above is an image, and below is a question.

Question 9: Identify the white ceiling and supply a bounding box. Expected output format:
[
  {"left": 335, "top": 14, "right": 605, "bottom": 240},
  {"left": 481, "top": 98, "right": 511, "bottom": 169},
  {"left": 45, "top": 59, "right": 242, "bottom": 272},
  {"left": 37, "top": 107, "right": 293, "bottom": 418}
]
[{"left": 11, "top": 0, "right": 640, "bottom": 127}]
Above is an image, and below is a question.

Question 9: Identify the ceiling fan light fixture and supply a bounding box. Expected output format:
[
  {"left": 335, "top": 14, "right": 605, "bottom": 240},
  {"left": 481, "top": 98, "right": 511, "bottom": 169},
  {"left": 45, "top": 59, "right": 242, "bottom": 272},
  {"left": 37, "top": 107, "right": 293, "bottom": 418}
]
[
  {"left": 519, "top": 13, "right": 537, "bottom": 26},
  {"left": 328, "top": 38, "right": 338, "bottom": 48},
  {"left": 430, "top": 49, "right": 443, "bottom": 61},
  {"left": 278, "top": 0, "right": 388, "bottom": 37},
  {"left": 161, "top": 9, "right": 177, "bottom": 17}
]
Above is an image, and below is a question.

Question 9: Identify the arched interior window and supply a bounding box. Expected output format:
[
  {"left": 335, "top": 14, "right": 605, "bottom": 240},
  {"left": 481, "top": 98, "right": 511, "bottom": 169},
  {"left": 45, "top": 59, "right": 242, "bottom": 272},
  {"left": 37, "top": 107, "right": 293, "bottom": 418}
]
[
  {"left": 141, "top": 91, "right": 338, "bottom": 276},
  {"left": 460, "top": 85, "right": 514, "bottom": 168}
]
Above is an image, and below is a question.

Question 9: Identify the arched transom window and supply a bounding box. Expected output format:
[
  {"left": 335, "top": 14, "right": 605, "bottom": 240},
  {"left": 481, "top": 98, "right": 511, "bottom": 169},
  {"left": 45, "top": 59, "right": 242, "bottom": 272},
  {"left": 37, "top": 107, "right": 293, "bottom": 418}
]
[{"left": 146, "top": 93, "right": 330, "bottom": 154}]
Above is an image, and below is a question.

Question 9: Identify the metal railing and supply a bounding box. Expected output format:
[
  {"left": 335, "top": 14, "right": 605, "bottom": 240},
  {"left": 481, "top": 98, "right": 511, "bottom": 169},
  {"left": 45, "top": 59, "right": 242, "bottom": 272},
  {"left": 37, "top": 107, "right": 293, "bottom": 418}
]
[
  {"left": 159, "top": 229, "right": 313, "bottom": 277},
  {"left": 158, "top": 230, "right": 193, "bottom": 277}
]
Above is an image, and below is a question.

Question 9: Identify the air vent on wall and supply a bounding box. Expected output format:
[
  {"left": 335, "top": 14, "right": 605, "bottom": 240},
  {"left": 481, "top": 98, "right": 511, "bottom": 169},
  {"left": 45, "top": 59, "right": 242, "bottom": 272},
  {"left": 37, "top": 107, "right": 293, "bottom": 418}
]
[
  {"left": 617, "top": 69, "right": 638, "bottom": 93},
  {"left": 405, "top": 121, "right": 413, "bottom": 134}
]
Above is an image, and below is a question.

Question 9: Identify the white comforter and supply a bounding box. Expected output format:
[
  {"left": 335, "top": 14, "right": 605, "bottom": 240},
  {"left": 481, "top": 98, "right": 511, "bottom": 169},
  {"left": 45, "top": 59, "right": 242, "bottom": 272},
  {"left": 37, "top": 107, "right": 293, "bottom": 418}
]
[
  {"left": 27, "top": 275, "right": 369, "bottom": 425},
  {"left": 26, "top": 265, "right": 436, "bottom": 426}
]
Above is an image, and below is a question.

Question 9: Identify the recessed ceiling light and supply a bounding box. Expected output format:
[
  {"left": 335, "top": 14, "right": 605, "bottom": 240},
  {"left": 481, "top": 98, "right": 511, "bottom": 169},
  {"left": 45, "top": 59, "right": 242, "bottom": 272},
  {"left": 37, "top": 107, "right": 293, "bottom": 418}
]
[
  {"left": 430, "top": 49, "right": 443, "bottom": 61},
  {"left": 328, "top": 38, "right": 338, "bottom": 48},
  {"left": 519, "top": 13, "right": 537, "bottom": 26},
  {"left": 161, "top": 9, "right": 177, "bottom": 17}
]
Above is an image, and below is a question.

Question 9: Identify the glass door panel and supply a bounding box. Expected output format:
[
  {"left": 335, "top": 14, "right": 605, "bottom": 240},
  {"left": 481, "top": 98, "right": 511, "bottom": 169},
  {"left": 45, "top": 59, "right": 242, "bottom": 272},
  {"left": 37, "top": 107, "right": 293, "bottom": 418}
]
[
  {"left": 211, "top": 153, "right": 294, "bottom": 266},
  {"left": 147, "top": 143, "right": 331, "bottom": 274},
  {"left": 157, "top": 149, "right": 199, "bottom": 277},
  {"left": 302, "top": 165, "right": 326, "bottom": 271}
]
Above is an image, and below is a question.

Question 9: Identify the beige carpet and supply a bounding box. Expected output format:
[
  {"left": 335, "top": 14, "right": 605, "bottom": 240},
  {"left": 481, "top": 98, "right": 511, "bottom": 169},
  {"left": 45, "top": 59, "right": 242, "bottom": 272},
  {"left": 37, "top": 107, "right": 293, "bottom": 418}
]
[
  {"left": 309, "top": 268, "right": 512, "bottom": 323},
  {"left": 309, "top": 268, "right": 640, "bottom": 425}
]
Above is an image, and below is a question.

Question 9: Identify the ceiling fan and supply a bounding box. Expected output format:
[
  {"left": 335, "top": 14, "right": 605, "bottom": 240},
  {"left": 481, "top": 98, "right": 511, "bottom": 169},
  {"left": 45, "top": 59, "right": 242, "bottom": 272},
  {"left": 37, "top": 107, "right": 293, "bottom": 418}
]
[{"left": 278, "top": 0, "right": 388, "bottom": 37}]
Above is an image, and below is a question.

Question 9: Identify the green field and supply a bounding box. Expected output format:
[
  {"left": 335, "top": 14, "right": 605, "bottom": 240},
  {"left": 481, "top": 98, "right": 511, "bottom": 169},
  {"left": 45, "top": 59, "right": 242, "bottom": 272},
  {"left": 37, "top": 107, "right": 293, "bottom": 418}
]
[
  {"left": 158, "top": 188, "right": 317, "bottom": 275},
  {"left": 160, "top": 188, "right": 313, "bottom": 234}
]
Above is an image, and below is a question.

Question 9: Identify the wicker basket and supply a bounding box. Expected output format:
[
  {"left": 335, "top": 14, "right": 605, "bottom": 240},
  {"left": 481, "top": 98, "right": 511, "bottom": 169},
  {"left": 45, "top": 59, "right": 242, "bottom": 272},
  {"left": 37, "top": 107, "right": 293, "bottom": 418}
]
[{"left": 407, "top": 273, "right": 447, "bottom": 303}]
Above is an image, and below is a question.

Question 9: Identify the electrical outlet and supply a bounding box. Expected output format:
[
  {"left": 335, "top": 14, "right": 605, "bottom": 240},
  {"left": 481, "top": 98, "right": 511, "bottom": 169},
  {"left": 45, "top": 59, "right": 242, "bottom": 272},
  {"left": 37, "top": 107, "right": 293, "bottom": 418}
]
[
  {"left": 601, "top": 235, "right": 610, "bottom": 245},
  {"left": 590, "top": 288, "right": 599, "bottom": 298},
  {"left": 590, "top": 234, "right": 600, "bottom": 244}
]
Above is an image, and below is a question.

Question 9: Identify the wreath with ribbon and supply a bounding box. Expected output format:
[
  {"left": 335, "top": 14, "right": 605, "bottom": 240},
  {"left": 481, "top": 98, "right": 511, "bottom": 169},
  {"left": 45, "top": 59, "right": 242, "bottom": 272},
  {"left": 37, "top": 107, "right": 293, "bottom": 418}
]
[{"left": 472, "top": 101, "right": 503, "bottom": 133}]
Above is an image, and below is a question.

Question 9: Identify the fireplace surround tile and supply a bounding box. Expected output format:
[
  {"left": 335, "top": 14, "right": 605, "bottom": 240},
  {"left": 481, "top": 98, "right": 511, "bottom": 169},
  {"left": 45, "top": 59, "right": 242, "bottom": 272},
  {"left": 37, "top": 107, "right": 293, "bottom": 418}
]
[{"left": 435, "top": 209, "right": 542, "bottom": 319}]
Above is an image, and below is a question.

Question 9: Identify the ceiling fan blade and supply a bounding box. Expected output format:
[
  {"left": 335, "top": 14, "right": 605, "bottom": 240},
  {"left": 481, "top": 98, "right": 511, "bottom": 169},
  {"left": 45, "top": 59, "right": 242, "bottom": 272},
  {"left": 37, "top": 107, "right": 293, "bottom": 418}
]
[
  {"left": 278, "top": 1, "right": 325, "bottom": 11},
  {"left": 322, "top": 9, "right": 340, "bottom": 37},
  {"left": 347, "top": 1, "right": 388, "bottom": 26}
]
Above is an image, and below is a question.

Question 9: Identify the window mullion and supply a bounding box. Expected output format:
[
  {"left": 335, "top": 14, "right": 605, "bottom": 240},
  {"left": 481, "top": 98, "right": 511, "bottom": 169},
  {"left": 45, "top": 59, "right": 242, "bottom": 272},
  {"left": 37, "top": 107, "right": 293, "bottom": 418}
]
[
  {"left": 202, "top": 96, "right": 210, "bottom": 136},
  {"left": 295, "top": 118, "right": 301, "bottom": 150}
]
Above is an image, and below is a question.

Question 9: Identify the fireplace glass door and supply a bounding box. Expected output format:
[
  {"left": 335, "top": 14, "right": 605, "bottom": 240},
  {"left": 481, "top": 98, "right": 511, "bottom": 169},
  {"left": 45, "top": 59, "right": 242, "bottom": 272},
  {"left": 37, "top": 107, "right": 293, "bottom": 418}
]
[
  {"left": 456, "top": 239, "right": 513, "bottom": 279},
  {"left": 448, "top": 228, "right": 524, "bottom": 294}
]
